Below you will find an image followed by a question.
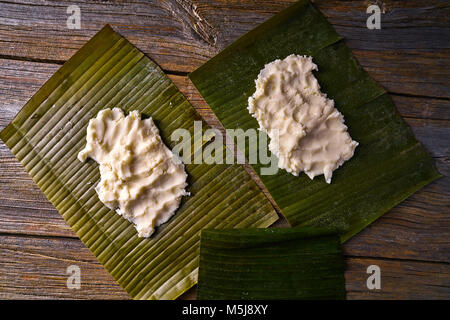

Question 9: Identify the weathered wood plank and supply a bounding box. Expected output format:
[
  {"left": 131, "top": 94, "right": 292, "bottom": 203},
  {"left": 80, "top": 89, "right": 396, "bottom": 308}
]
[
  {"left": 345, "top": 257, "right": 450, "bottom": 300},
  {"left": 353, "top": 50, "right": 450, "bottom": 99},
  {"left": 0, "top": 0, "right": 216, "bottom": 72},
  {"left": 0, "top": 0, "right": 448, "bottom": 98},
  {"left": 194, "top": 0, "right": 450, "bottom": 51},
  {"left": 392, "top": 95, "right": 450, "bottom": 121},
  {"left": 319, "top": 1, "right": 450, "bottom": 52},
  {"left": 405, "top": 118, "right": 450, "bottom": 158},
  {"left": 1, "top": 234, "right": 448, "bottom": 299},
  {"left": 0, "top": 234, "right": 130, "bottom": 299}
]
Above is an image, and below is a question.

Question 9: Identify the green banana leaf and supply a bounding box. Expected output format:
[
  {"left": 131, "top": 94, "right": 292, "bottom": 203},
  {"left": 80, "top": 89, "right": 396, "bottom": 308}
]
[
  {"left": 0, "top": 25, "right": 278, "bottom": 299},
  {"left": 198, "top": 228, "right": 345, "bottom": 300},
  {"left": 189, "top": 0, "right": 440, "bottom": 242}
]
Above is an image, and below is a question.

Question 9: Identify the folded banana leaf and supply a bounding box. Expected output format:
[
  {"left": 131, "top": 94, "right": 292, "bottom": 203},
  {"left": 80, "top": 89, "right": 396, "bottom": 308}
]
[
  {"left": 189, "top": 0, "right": 440, "bottom": 242},
  {"left": 0, "top": 25, "right": 279, "bottom": 299},
  {"left": 198, "top": 228, "right": 345, "bottom": 300}
]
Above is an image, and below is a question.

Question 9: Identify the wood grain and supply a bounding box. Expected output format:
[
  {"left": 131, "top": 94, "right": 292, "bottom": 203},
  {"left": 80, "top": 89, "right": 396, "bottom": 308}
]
[
  {"left": 0, "top": 0, "right": 448, "bottom": 299},
  {"left": 0, "top": 0, "right": 448, "bottom": 95},
  {"left": 0, "top": 234, "right": 130, "bottom": 299},
  {"left": 1, "top": 234, "right": 448, "bottom": 300},
  {"left": 0, "top": 0, "right": 216, "bottom": 72},
  {"left": 345, "top": 257, "right": 450, "bottom": 300}
]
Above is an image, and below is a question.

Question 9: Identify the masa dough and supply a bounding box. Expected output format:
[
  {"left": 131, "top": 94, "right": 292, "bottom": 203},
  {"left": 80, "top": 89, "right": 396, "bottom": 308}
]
[
  {"left": 248, "top": 55, "right": 358, "bottom": 183},
  {"left": 78, "top": 108, "right": 188, "bottom": 237}
]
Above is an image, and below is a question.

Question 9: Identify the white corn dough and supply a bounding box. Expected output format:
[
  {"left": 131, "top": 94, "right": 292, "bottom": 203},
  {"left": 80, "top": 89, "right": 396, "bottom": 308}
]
[
  {"left": 248, "top": 54, "right": 358, "bottom": 183},
  {"left": 78, "top": 108, "right": 188, "bottom": 237}
]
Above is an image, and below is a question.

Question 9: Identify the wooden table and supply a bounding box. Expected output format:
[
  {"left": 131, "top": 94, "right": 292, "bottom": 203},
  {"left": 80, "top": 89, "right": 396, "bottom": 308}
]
[{"left": 0, "top": 0, "right": 448, "bottom": 300}]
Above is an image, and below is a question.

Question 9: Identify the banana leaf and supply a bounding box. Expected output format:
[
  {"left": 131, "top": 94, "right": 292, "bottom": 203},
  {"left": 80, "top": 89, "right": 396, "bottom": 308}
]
[
  {"left": 189, "top": 0, "right": 440, "bottom": 242},
  {"left": 0, "top": 25, "right": 278, "bottom": 299},
  {"left": 197, "top": 228, "right": 345, "bottom": 300}
]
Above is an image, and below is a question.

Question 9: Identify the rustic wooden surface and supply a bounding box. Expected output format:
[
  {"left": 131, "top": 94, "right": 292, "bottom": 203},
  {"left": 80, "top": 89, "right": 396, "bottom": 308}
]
[{"left": 0, "top": 0, "right": 449, "bottom": 300}]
